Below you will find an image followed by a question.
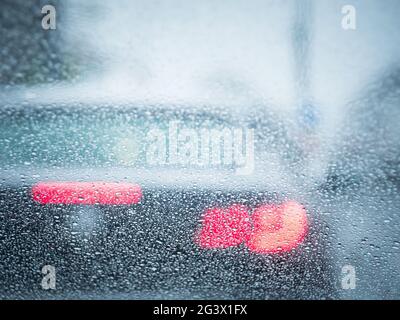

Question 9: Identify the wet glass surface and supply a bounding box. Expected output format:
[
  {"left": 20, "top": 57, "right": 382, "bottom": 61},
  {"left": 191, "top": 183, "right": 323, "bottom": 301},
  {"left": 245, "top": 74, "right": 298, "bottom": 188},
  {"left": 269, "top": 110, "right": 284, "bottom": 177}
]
[{"left": 0, "top": 0, "right": 399, "bottom": 299}]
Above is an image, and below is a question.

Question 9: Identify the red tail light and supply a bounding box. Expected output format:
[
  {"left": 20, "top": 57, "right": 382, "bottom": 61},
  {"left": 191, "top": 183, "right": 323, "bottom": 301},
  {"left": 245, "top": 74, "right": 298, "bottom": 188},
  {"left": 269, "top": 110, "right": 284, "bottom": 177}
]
[
  {"left": 196, "top": 205, "right": 251, "bottom": 249},
  {"left": 196, "top": 201, "right": 308, "bottom": 254},
  {"left": 246, "top": 201, "right": 308, "bottom": 254},
  {"left": 32, "top": 182, "right": 142, "bottom": 205}
]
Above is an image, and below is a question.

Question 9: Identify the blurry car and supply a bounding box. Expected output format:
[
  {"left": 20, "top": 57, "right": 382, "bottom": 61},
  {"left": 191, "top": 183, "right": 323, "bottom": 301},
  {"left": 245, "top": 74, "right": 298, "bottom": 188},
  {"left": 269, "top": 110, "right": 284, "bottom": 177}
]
[
  {"left": 0, "top": 89, "right": 335, "bottom": 299},
  {"left": 2, "top": 0, "right": 399, "bottom": 301}
]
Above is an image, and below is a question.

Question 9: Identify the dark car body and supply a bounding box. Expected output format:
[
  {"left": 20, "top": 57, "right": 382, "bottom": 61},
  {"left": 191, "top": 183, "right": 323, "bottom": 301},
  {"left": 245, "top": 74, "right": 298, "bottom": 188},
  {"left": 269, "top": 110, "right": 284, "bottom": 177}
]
[{"left": 0, "top": 101, "right": 336, "bottom": 299}]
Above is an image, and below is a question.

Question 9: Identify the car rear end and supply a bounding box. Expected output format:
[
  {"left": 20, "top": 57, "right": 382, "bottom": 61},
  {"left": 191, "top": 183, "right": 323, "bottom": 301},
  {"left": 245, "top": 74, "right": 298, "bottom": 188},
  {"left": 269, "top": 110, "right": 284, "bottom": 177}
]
[{"left": 0, "top": 102, "right": 336, "bottom": 299}]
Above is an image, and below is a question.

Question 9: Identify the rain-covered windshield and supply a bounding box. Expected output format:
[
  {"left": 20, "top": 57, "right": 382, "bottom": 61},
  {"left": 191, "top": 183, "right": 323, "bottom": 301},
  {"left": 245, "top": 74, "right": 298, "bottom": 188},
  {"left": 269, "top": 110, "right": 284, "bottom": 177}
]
[
  {"left": 0, "top": 107, "right": 225, "bottom": 169},
  {"left": 0, "top": 0, "right": 400, "bottom": 300}
]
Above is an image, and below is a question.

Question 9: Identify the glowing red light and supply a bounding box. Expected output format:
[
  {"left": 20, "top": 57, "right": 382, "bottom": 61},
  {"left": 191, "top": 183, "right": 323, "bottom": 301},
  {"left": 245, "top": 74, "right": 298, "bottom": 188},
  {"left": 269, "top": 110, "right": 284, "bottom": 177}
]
[
  {"left": 196, "top": 201, "right": 308, "bottom": 254},
  {"left": 246, "top": 201, "right": 308, "bottom": 254},
  {"left": 196, "top": 205, "right": 251, "bottom": 249},
  {"left": 32, "top": 182, "right": 142, "bottom": 205}
]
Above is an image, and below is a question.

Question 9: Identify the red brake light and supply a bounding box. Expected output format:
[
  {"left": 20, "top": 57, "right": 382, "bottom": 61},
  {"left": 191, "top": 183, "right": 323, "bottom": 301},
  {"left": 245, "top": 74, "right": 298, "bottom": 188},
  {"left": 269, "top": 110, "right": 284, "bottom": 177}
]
[
  {"left": 196, "top": 205, "right": 251, "bottom": 249},
  {"left": 246, "top": 201, "right": 308, "bottom": 254},
  {"left": 196, "top": 201, "right": 308, "bottom": 254},
  {"left": 32, "top": 182, "right": 142, "bottom": 205}
]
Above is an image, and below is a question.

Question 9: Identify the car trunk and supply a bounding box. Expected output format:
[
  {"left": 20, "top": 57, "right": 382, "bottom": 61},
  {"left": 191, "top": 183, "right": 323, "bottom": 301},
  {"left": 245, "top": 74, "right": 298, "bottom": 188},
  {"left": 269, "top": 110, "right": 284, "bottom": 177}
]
[{"left": 0, "top": 181, "right": 334, "bottom": 299}]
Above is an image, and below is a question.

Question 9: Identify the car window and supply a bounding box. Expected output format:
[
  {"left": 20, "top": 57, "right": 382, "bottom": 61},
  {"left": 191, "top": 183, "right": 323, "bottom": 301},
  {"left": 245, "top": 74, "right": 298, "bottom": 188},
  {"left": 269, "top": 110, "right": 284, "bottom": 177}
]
[{"left": 1, "top": 0, "right": 400, "bottom": 300}]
